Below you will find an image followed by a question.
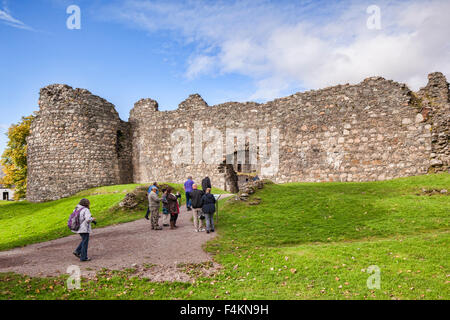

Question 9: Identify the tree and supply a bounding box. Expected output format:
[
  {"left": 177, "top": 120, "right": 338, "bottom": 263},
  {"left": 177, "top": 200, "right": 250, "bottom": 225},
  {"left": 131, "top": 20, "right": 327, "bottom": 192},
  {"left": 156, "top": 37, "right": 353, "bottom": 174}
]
[{"left": 1, "top": 115, "right": 34, "bottom": 200}]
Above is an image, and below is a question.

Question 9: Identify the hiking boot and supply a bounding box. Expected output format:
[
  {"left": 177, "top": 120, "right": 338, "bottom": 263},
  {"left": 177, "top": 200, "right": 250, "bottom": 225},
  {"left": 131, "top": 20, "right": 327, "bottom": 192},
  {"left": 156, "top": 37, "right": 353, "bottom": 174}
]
[
  {"left": 206, "top": 230, "right": 210, "bottom": 234},
  {"left": 73, "top": 251, "right": 80, "bottom": 258},
  {"left": 211, "top": 229, "right": 215, "bottom": 232}
]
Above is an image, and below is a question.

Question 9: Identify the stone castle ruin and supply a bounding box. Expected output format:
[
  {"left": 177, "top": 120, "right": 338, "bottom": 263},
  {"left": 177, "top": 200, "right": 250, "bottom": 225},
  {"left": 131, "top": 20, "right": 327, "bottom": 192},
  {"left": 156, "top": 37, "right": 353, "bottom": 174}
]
[{"left": 26, "top": 72, "right": 449, "bottom": 202}]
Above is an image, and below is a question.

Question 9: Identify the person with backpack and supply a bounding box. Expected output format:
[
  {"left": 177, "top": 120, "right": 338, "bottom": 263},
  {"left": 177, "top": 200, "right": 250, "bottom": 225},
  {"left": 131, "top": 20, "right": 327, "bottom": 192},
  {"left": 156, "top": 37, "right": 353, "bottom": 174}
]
[
  {"left": 166, "top": 186, "right": 181, "bottom": 229},
  {"left": 201, "top": 188, "right": 216, "bottom": 234},
  {"left": 190, "top": 184, "right": 205, "bottom": 232},
  {"left": 71, "top": 198, "right": 96, "bottom": 262}
]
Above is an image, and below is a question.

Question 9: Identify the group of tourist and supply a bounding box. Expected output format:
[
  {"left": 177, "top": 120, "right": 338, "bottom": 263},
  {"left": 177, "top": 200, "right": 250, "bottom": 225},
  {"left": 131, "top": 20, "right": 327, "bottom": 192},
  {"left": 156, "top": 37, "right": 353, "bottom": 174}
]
[
  {"left": 144, "top": 176, "right": 216, "bottom": 233},
  {"left": 69, "top": 176, "right": 217, "bottom": 262}
]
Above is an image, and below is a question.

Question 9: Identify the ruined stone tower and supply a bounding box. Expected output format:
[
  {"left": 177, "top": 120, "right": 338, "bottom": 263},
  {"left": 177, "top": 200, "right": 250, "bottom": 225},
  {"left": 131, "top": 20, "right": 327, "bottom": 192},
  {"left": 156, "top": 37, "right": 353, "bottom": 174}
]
[
  {"left": 26, "top": 85, "right": 132, "bottom": 202},
  {"left": 26, "top": 73, "right": 449, "bottom": 202}
]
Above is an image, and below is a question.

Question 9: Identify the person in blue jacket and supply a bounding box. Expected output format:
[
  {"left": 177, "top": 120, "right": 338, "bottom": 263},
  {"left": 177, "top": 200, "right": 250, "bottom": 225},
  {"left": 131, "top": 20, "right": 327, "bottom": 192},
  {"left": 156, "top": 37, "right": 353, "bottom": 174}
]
[{"left": 184, "top": 176, "right": 194, "bottom": 211}]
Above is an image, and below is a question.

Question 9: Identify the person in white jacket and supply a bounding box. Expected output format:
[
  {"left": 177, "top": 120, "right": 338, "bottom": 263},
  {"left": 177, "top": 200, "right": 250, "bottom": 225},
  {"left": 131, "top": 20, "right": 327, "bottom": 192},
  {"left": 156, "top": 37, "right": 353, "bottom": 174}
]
[{"left": 72, "top": 198, "right": 96, "bottom": 262}]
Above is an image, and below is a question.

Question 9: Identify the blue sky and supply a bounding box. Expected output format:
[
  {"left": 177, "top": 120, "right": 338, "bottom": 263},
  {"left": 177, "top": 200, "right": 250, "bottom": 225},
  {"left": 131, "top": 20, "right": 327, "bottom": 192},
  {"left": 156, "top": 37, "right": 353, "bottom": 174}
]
[{"left": 1, "top": 0, "right": 449, "bottom": 155}]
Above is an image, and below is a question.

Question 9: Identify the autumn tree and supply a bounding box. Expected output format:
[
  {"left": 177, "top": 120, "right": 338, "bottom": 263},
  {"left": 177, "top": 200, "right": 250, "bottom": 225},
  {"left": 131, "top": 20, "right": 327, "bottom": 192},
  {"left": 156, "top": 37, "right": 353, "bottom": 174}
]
[{"left": 1, "top": 115, "right": 34, "bottom": 200}]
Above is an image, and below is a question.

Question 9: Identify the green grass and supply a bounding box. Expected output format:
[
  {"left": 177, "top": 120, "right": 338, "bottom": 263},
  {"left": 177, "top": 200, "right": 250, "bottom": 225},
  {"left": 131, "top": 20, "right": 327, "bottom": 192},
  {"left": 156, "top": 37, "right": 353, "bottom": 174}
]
[
  {"left": 0, "top": 173, "right": 448, "bottom": 300},
  {"left": 0, "top": 182, "right": 222, "bottom": 251},
  {"left": 214, "top": 174, "right": 450, "bottom": 248}
]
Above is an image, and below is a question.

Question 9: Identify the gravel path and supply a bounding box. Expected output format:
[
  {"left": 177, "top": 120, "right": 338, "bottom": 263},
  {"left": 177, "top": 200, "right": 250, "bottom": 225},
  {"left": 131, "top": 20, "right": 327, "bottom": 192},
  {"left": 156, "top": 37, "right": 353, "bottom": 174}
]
[{"left": 0, "top": 194, "right": 233, "bottom": 282}]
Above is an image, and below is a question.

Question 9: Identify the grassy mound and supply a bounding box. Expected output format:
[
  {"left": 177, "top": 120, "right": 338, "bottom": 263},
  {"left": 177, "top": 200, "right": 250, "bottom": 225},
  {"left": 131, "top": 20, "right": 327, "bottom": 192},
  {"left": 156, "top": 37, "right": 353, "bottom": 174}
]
[
  {"left": 0, "top": 183, "right": 226, "bottom": 251},
  {"left": 202, "top": 173, "right": 449, "bottom": 299},
  {"left": 217, "top": 173, "right": 449, "bottom": 248},
  {"left": 0, "top": 173, "right": 448, "bottom": 300}
]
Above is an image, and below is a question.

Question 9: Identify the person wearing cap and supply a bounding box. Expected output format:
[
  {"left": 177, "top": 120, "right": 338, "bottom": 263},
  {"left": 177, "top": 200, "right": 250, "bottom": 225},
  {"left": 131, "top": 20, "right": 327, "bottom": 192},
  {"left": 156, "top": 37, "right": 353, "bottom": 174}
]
[
  {"left": 145, "top": 182, "right": 159, "bottom": 220},
  {"left": 148, "top": 186, "right": 162, "bottom": 230}
]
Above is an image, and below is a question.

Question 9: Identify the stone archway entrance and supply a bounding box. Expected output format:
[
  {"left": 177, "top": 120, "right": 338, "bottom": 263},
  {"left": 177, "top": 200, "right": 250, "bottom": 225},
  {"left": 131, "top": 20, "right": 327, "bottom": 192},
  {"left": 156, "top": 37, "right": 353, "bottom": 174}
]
[
  {"left": 218, "top": 146, "right": 259, "bottom": 193},
  {"left": 218, "top": 161, "right": 239, "bottom": 193}
]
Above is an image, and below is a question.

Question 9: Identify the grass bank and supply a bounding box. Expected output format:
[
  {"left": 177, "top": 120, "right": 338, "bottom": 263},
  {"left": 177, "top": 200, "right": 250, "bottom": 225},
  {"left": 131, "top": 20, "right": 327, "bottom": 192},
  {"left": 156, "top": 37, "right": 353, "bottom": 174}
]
[
  {"left": 0, "top": 173, "right": 448, "bottom": 299},
  {"left": 0, "top": 183, "right": 227, "bottom": 251}
]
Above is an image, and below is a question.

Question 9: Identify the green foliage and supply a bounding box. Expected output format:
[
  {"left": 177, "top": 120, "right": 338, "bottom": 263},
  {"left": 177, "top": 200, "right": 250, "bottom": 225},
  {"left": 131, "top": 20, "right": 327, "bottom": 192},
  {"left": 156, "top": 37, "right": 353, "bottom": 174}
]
[
  {"left": 409, "top": 91, "right": 423, "bottom": 109},
  {"left": 1, "top": 115, "right": 35, "bottom": 200}
]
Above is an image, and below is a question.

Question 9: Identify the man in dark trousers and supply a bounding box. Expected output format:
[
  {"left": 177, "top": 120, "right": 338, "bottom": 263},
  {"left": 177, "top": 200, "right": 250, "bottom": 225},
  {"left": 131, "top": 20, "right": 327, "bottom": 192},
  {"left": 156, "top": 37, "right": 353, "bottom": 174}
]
[
  {"left": 201, "top": 188, "right": 216, "bottom": 234},
  {"left": 184, "top": 176, "right": 194, "bottom": 211},
  {"left": 190, "top": 184, "right": 205, "bottom": 232},
  {"left": 201, "top": 176, "right": 211, "bottom": 192}
]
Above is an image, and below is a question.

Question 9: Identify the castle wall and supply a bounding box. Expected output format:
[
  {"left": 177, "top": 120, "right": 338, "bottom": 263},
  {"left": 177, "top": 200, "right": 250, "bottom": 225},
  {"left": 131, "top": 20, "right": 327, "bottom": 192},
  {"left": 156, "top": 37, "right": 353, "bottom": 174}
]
[
  {"left": 129, "top": 74, "right": 448, "bottom": 190},
  {"left": 129, "top": 96, "right": 237, "bottom": 190},
  {"left": 26, "top": 73, "right": 449, "bottom": 202},
  {"left": 417, "top": 73, "right": 450, "bottom": 172},
  {"left": 26, "top": 84, "right": 133, "bottom": 202}
]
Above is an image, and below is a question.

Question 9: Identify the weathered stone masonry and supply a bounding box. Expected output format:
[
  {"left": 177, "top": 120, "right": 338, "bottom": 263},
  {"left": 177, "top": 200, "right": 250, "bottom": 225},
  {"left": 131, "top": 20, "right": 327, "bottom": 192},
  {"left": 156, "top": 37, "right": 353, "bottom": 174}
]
[
  {"left": 27, "top": 73, "right": 449, "bottom": 202},
  {"left": 27, "top": 85, "right": 133, "bottom": 202}
]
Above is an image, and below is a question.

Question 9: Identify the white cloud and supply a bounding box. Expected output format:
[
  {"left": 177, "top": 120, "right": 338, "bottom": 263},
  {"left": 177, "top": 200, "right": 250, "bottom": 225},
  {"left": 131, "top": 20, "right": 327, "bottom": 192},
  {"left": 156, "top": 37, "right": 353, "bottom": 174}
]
[
  {"left": 0, "top": 1, "right": 33, "bottom": 30},
  {"left": 102, "top": 0, "right": 450, "bottom": 100},
  {"left": 186, "top": 55, "right": 218, "bottom": 79}
]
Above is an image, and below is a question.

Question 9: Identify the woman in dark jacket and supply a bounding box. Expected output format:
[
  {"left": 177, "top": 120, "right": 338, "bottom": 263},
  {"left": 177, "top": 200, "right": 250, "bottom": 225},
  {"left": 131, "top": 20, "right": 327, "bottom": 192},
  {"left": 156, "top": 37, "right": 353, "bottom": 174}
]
[
  {"left": 201, "top": 188, "right": 216, "bottom": 233},
  {"left": 201, "top": 176, "right": 212, "bottom": 192},
  {"left": 161, "top": 188, "right": 170, "bottom": 227},
  {"left": 166, "top": 186, "right": 181, "bottom": 229}
]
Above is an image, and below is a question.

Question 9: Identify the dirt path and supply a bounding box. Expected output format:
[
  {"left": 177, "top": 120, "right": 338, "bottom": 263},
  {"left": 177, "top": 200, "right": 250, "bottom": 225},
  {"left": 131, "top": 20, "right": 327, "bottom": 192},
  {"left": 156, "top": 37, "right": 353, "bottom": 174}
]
[{"left": 0, "top": 194, "right": 233, "bottom": 282}]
